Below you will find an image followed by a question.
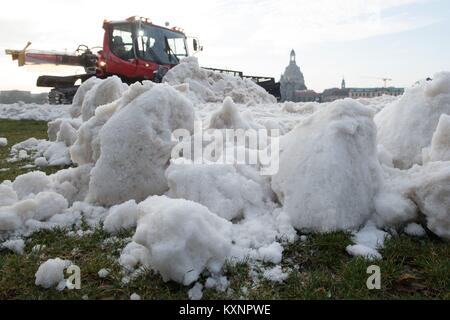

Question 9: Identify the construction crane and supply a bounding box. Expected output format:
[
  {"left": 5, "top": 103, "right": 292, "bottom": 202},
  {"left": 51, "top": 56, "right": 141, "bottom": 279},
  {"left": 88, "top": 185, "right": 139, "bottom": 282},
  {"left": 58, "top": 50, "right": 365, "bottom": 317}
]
[{"left": 363, "top": 76, "right": 393, "bottom": 88}]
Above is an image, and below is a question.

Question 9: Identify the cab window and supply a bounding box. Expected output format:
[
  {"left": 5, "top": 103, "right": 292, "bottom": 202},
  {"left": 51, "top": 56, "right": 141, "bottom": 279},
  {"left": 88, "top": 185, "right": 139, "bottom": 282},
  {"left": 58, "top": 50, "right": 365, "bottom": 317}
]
[{"left": 110, "top": 24, "right": 135, "bottom": 61}]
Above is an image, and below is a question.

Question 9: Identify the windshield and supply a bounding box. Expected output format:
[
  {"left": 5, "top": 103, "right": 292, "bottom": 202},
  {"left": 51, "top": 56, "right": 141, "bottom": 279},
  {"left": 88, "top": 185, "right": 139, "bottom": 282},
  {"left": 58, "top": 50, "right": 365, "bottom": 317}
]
[{"left": 135, "top": 24, "right": 188, "bottom": 65}]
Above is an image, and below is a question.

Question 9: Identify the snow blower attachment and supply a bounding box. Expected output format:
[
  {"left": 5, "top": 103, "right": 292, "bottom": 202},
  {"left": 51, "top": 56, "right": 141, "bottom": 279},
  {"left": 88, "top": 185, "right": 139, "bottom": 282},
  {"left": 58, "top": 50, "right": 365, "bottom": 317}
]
[{"left": 6, "top": 16, "right": 280, "bottom": 105}]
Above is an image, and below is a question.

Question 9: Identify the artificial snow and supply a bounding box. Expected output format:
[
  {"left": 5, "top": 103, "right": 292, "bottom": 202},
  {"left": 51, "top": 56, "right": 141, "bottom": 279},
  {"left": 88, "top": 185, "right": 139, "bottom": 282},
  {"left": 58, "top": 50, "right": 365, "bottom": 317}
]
[
  {"left": 86, "top": 84, "right": 195, "bottom": 206},
  {"left": 1, "top": 239, "right": 25, "bottom": 255},
  {"left": 80, "top": 76, "right": 127, "bottom": 122},
  {"left": 166, "top": 160, "right": 274, "bottom": 221},
  {"left": 375, "top": 72, "right": 450, "bottom": 169},
  {"left": 425, "top": 114, "right": 450, "bottom": 163},
  {"left": 272, "top": 99, "right": 381, "bottom": 232},
  {"left": 163, "top": 57, "right": 276, "bottom": 105},
  {"left": 346, "top": 222, "right": 389, "bottom": 261},
  {"left": 1, "top": 61, "right": 450, "bottom": 289},
  {"left": 262, "top": 265, "right": 289, "bottom": 283},
  {"left": 130, "top": 293, "right": 141, "bottom": 300},
  {"left": 0, "top": 137, "right": 7, "bottom": 147},
  {"left": 35, "top": 258, "right": 71, "bottom": 289},
  {"left": 98, "top": 268, "right": 110, "bottom": 278},
  {"left": 0, "top": 103, "right": 70, "bottom": 121},
  {"left": 404, "top": 223, "right": 426, "bottom": 237},
  {"left": 103, "top": 200, "right": 138, "bottom": 233},
  {"left": 132, "top": 196, "right": 232, "bottom": 286},
  {"left": 188, "top": 282, "right": 203, "bottom": 300}
]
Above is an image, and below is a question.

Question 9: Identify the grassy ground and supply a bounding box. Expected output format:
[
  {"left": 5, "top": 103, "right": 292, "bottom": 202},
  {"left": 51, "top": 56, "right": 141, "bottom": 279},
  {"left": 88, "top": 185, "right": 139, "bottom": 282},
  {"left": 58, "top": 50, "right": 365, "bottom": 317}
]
[{"left": 0, "top": 119, "right": 449, "bottom": 300}]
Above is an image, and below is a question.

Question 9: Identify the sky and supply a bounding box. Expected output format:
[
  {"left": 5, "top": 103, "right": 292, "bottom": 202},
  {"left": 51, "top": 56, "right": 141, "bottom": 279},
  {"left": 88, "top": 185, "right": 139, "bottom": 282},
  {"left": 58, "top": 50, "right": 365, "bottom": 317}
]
[{"left": 0, "top": 0, "right": 449, "bottom": 93}]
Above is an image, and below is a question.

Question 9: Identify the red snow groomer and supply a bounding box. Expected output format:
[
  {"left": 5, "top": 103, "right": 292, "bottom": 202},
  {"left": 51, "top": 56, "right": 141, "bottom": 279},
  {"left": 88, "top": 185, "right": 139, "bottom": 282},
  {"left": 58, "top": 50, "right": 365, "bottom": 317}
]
[{"left": 6, "top": 16, "right": 280, "bottom": 104}]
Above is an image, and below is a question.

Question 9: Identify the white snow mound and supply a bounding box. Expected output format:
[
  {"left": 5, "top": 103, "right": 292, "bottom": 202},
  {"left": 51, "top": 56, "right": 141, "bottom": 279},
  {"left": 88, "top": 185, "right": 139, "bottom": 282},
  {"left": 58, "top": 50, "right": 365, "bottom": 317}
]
[
  {"left": 86, "top": 83, "right": 195, "bottom": 206},
  {"left": 132, "top": 196, "right": 232, "bottom": 286},
  {"left": 272, "top": 99, "right": 381, "bottom": 232},
  {"left": 163, "top": 57, "right": 276, "bottom": 105},
  {"left": 376, "top": 72, "right": 450, "bottom": 169}
]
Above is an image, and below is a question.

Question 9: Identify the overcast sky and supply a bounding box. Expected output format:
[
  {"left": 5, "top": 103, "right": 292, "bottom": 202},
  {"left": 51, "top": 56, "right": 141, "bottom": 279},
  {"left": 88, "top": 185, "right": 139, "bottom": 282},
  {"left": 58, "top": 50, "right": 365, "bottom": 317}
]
[{"left": 0, "top": 0, "right": 449, "bottom": 93}]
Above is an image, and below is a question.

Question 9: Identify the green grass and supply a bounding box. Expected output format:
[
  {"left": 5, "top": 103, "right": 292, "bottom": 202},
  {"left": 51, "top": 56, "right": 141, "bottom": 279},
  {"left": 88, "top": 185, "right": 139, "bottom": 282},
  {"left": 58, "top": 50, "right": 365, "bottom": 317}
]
[
  {"left": 0, "top": 119, "right": 65, "bottom": 181},
  {"left": 0, "top": 119, "right": 449, "bottom": 300}
]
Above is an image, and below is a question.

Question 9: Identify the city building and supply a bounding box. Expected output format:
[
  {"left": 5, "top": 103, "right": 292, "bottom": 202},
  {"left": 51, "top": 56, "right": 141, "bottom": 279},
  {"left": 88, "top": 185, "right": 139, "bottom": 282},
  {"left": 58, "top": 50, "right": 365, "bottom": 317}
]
[
  {"left": 348, "top": 87, "right": 404, "bottom": 99},
  {"left": 278, "top": 50, "right": 405, "bottom": 103},
  {"left": 294, "top": 89, "right": 320, "bottom": 102},
  {"left": 280, "top": 49, "right": 307, "bottom": 102}
]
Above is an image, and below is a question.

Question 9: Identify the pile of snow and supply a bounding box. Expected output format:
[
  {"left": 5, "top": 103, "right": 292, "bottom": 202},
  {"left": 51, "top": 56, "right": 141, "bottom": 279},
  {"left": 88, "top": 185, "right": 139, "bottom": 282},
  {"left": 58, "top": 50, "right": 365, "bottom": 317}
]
[
  {"left": 163, "top": 57, "right": 276, "bottom": 105},
  {"left": 376, "top": 161, "right": 450, "bottom": 239},
  {"left": 0, "top": 103, "right": 70, "bottom": 121},
  {"left": 86, "top": 84, "right": 195, "bottom": 206},
  {"left": 1, "top": 239, "right": 25, "bottom": 255},
  {"left": 208, "top": 97, "right": 263, "bottom": 130},
  {"left": 35, "top": 258, "right": 71, "bottom": 289},
  {"left": 2, "top": 64, "right": 450, "bottom": 295},
  {"left": 9, "top": 137, "right": 72, "bottom": 166},
  {"left": 376, "top": 72, "right": 450, "bottom": 169},
  {"left": 0, "top": 167, "right": 107, "bottom": 235},
  {"left": 132, "top": 196, "right": 232, "bottom": 285},
  {"left": 80, "top": 76, "right": 127, "bottom": 122},
  {"left": 346, "top": 222, "right": 389, "bottom": 261},
  {"left": 166, "top": 160, "right": 274, "bottom": 221},
  {"left": 69, "top": 77, "right": 101, "bottom": 118},
  {"left": 272, "top": 99, "right": 381, "bottom": 232},
  {"left": 404, "top": 223, "right": 426, "bottom": 237}
]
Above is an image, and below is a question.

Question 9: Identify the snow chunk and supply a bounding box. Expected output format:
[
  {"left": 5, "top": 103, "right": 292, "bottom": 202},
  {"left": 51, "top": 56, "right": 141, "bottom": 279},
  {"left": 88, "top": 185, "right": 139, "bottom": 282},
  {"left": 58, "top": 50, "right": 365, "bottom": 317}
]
[
  {"left": 52, "top": 164, "right": 92, "bottom": 204},
  {"left": 0, "top": 137, "right": 7, "bottom": 147},
  {"left": 376, "top": 72, "right": 450, "bottom": 169},
  {"left": 163, "top": 57, "right": 276, "bottom": 104},
  {"left": 272, "top": 99, "right": 381, "bottom": 232},
  {"left": 1, "top": 239, "right": 25, "bottom": 255},
  {"left": 35, "top": 258, "right": 71, "bottom": 289},
  {"left": 34, "top": 157, "right": 48, "bottom": 168},
  {"left": 13, "top": 171, "right": 52, "bottom": 199},
  {"left": 87, "top": 84, "right": 195, "bottom": 206},
  {"left": 18, "top": 149, "right": 28, "bottom": 160},
  {"left": 119, "top": 241, "right": 151, "bottom": 271},
  {"left": 130, "top": 293, "right": 141, "bottom": 300},
  {"left": 204, "top": 275, "right": 229, "bottom": 292},
  {"left": 0, "top": 183, "right": 18, "bottom": 206},
  {"left": 48, "top": 118, "right": 81, "bottom": 143},
  {"left": 262, "top": 266, "right": 289, "bottom": 283},
  {"left": 346, "top": 222, "right": 388, "bottom": 261},
  {"left": 208, "top": 97, "right": 260, "bottom": 130},
  {"left": 103, "top": 200, "right": 138, "bottom": 233},
  {"left": 33, "top": 192, "right": 68, "bottom": 221},
  {"left": 132, "top": 196, "right": 232, "bottom": 286},
  {"left": 81, "top": 76, "right": 127, "bottom": 121},
  {"left": 352, "top": 222, "right": 389, "bottom": 249},
  {"left": 404, "top": 223, "right": 426, "bottom": 237},
  {"left": 410, "top": 162, "right": 450, "bottom": 240},
  {"left": 346, "top": 245, "right": 382, "bottom": 261},
  {"left": 188, "top": 282, "right": 203, "bottom": 300},
  {"left": 70, "top": 77, "right": 102, "bottom": 118},
  {"left": 166, "top": 160, "right": 274, "bottom": 221},
  {"left": 98, "top": 268, "right": 110, "bottom": 278},
  {"left": 374, "top": 191, "right": 418, "bottom": 227},
  {"left": 257, "top": 242, "right": 283, "bottom": 264}
]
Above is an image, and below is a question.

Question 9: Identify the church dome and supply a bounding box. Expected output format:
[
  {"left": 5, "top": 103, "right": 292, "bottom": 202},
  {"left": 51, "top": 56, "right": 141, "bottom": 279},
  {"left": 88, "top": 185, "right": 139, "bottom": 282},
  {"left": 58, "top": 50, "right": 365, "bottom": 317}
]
[{"left": 280, "top": 49, "right": 307, "bottom": 102}]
